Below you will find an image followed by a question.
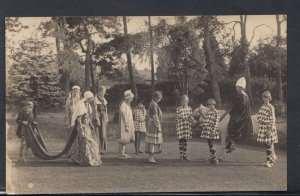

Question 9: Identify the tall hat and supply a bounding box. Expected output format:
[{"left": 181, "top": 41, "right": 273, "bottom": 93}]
[
  {"left": 84, "top": 91, "right": 94, "bottom": 99},
  {"left": 72, "top": 85, "right": 80, "bottom": 91},
  {"left": 236, "top": 77, "right": 246, "bottom": 89},
  {"left": 124, "top": 90, "right": 134, "bottom": 100}
]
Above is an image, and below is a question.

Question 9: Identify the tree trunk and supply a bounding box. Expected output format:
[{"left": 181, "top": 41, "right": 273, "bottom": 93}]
[
  {"left": 123, "top": 16, "right": 138, "bottom": 100},
  {"left": 240, "top": 15, "right": 253, "bottom": 105},
  {"left": 85, "top": 38, "right": 92, "bottom": 91},
  {"left": 55, "top": 37, "right": 64, "bottom": 90},
  {"left": 90, "top": 60, "right": 96, "bottom": 94},
  {"left": 276, "top": 15, "right": 284, "bottom": 103},
  {"left": 148, "top": 16, "right": 155, "bottom": 95},
  {"left": 184, "top": 65, "right": 188, "bottom": 96},
  {"left": 204, "top": 26, "right": 222, "bottom": 108},
  {"left": 64, "top": 67, "right": 70, "bottom": 93}
]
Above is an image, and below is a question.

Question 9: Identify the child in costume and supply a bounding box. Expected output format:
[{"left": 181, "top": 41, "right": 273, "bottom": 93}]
[
  {"left": 257, "top": 90, "right": 278, "bottom": 168},
  {"left": 16, "top": 101, "right": 37, "bottom": 162},
  {"left": 201, "top": 98, "right": 220, "bottom": 165},
  {"left": 133, "top": 99, "right": 147, "bottom": 154},
  {"left": 175, "top": 95, "right": 193, "bottom": 160}
]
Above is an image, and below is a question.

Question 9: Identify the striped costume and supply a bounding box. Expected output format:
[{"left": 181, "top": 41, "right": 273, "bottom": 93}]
[
  {"left": 257, "top": 103, "right": 278, "bottom": 144},
  {"left": 201, "top": 109, "right": 220, "bottom": 140},
  {"left": 133, "top": 108, "right": 147, "bottom": 132}
]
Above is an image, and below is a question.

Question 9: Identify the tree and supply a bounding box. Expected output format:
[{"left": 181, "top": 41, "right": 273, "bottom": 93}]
[
  {"left": 228, "top": 16, "right": 253, "bottom": 104},
  {"left": 193, "top": 16, "right": 228, "bottom": 108},
  {"left": 248, "top": 42, "right": 287, "bottom": 103},
  {"left": 123, "top": 16, "right": 138, "bottom": 100},
  {"left": 39, "top": 17, "right": 83, "bottom": 93},
  {"left": 7, "top": 38, "right": 64, "bottom": 107},
  {"left": 62, "top": 17, "right": 121, "bottom": 93},
  {"left": 156, "top": 17, "right": 208, "bottom": 98},
  {"left": 275, "top": 15, "right": 286, "bottom": 104},
  {"left": 227, "top": 15, "right": 277, "bottom": 105},
  {"left": 5, "top": 17, "right": 29, "bottom": 58},
  {"left": 148, "top": 16, "right": 155, "bottom": 95},
  {"left": 203, "top": 23, "right": 222, "bottom": 108}
]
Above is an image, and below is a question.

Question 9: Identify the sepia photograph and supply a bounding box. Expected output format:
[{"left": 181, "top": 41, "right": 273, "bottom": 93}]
[{"left": 5, "top": 15, "right": 287, "bottom": 194}]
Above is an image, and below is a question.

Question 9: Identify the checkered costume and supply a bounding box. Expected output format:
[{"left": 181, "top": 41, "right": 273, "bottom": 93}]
[
  {"left": 133, "top": 108, "right": 147, "bottom": 132},
  {"left": 201, "top": 109, "right": 220, "bottom": 140},
  {"left": 257, "top": 103, "right": 278, "bottom": 144},
  {"left": 175, "top": 106, "right": 193, "bottom": 140}
]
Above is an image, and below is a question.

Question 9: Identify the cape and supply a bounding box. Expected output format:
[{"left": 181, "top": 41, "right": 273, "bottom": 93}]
[
  {"left": 23, "top": 123, "right": 78, "bottom": 160},
  {"left": 228, "top": 92, "right": 253, "bottom": 139}
]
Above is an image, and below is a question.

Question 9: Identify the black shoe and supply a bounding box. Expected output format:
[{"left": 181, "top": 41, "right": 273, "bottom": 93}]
[
  {"left": 225, "top": 140, "right": 233, "bottom": 149},
  {"left": 226, "top": 143, "right": 236, "bottom": 153},
  {"left": 211, "top": 157, "right": 219, "bottom": 165},
  {"left": 183, "top": 157, "right": 190, "bottom": 161}
]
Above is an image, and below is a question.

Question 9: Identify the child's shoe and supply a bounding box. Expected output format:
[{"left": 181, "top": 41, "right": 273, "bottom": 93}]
[
  {"left": 183, "top": 157, "right": 190, "bottom": 161},
  {"left": 226, "top": 142, "right": 236, "bottom": 153},
  {"left": 265, "top": 161, "right": 273, "bottom": 168},
  {"left": 149, "top": 156, "right": 157, "bottom": 163},
  {"left": 119, "top": 154, "right": 131, "bottom": 159},
  {"left": 211, "top": 157, "right": 219, "bottom": 165},
  {"left": 218, "top": 156, "right": 226, "bottom": 162},
  {"left": 272, "top": 152, "right": 277, "bottom": 162}
]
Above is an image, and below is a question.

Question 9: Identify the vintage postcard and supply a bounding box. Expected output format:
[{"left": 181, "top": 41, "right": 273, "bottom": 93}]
[{"left": 5, "top": 15, "right": 287, "bottom": 194}]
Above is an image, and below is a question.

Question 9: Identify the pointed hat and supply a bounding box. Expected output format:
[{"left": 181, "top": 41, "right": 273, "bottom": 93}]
[{"left": 236, "top": 77, "right": 246, "bottom": 89}]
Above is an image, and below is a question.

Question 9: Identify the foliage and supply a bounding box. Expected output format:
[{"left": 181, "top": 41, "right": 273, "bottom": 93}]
[
  {"left": 156, "top": 18, "right": 208, "bottom": 97},
  {"left": 115, "top": 64, "right": 146, "bottom": 84},
  {"left": 40, "top": 17, "right": 124, "bottom": 91},
  {"left": 273, "top": 100, "right": 287, "bottom": 118},
  {"left": 248, "top": 42, "right": 287, "bottom": 102},
  {"left": 107, "top": 82, "right": 182, "bottom": 108},
  {"left": 5, "top": 17, "right": 29, "bottom": 58},
  {"left": 249, "top": 43, "right": 287, "bottom": 81},
  {"left": 250, "top": 76, "right": 277, "bottom": 104},
  {"left": 7, "top": 38, "right": 65, "bottom": 108}
]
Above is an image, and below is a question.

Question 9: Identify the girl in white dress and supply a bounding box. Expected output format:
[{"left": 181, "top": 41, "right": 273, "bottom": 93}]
[{"left": 118, "top": 90, "right": 135, "bottom": 158}]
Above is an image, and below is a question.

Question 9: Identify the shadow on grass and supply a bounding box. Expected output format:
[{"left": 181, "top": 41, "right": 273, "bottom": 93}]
[
  {"left": 13, "top": 160, "right": 81, "bottom": 168},
  {"left": 12, "top": 157, "right": 264, "bottom": 168}
]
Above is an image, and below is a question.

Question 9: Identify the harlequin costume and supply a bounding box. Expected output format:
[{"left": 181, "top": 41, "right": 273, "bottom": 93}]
[
  {"left": 201, "top": 99, "right": 220, "bottom": 164},
  {"left": 175, "top": 105, "right": 193, "bottom": 159},
  {"left": 257, "top": 90, "right": 278, "bottom": 168}
]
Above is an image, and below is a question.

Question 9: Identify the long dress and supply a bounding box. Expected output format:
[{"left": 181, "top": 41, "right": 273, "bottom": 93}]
[
  {"left": 118, "top": 101, "right": 135, "bottom": 144},
  {"left": 145, "top": 100, "right": 163, "bottom": 154},
  {"left": 69, "top": 100, "right": 102, "bottom": 166},
  {"left": 257, "top": 103, "right": 278, "bottom": 144},
  {"left": 228, "top": 91, "right": 253, "bottom": 140},
  {"left": 65, "top": 98, "right": 80, "bottom": 157},
  {"left": 94, "top": 95, "right": 108, "bottom": 151}
]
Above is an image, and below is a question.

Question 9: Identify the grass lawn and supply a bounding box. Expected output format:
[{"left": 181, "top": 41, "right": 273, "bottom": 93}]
[{"left": 6, "top": 108, "right": 287, "bottom": 194}]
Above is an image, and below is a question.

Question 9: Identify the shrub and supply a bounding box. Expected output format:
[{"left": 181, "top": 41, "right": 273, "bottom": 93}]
[{"left": 273, "top": 100, "right": 287, "bottom": 118}]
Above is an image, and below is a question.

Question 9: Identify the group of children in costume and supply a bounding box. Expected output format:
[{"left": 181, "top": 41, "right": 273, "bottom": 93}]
[
  {"left": 173, "top": 89, "right": 278, "bottom": 168},
  {"left": 16, "top": 88, "right": 279, "bottom": 168}
]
